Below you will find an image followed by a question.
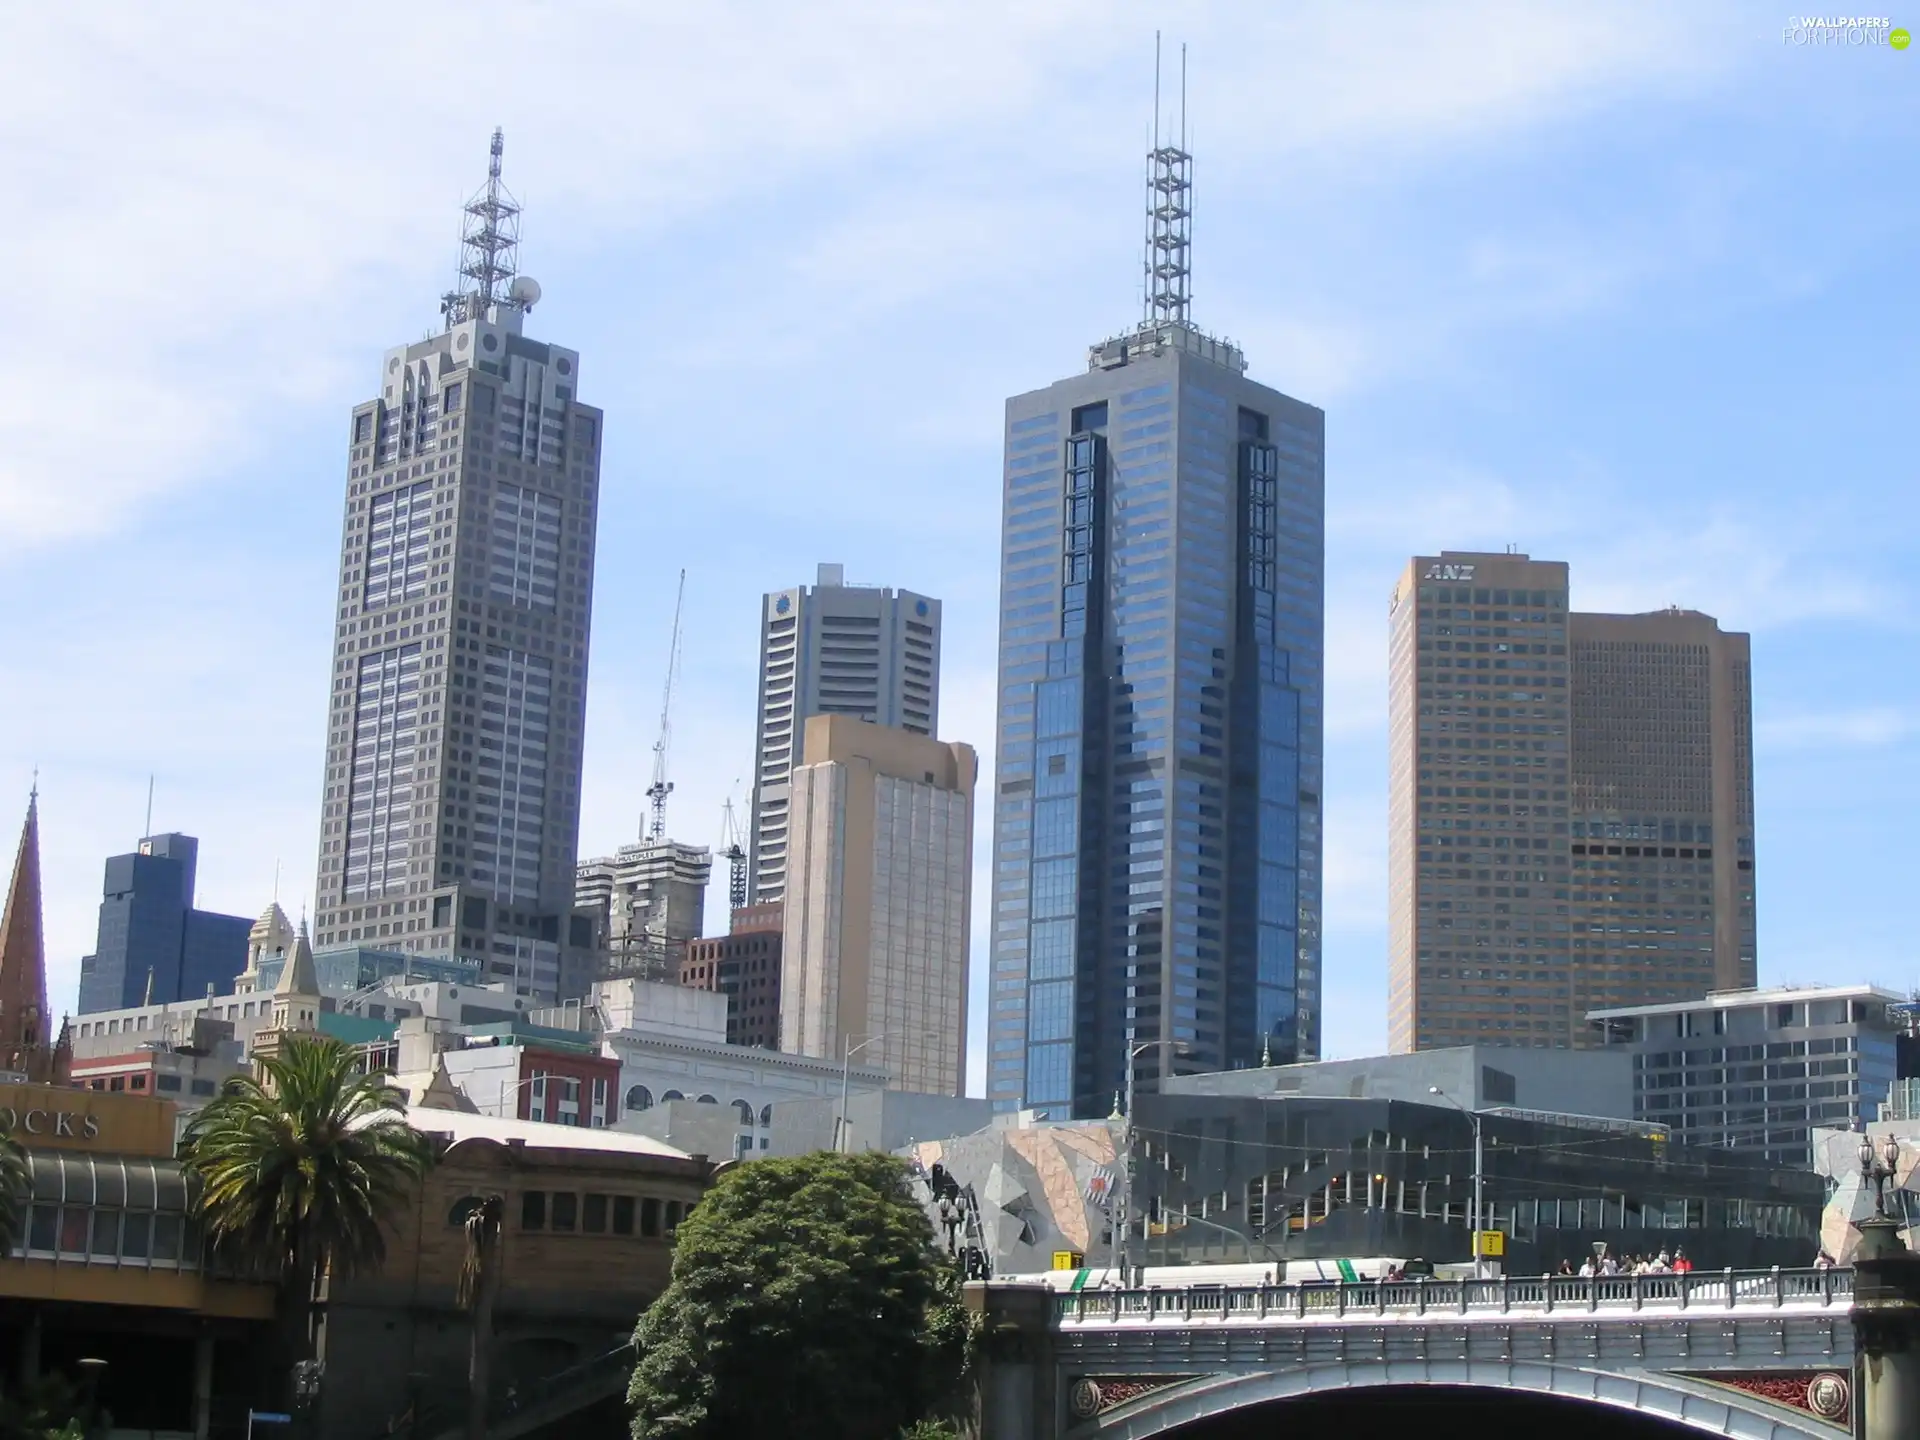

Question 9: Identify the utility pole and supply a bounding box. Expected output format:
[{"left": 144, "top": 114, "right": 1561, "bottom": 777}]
[
  {"left": 645, "top": 570, "right": 687, "bottom": 843},
  {"left": 1115, "top": 1036, "right": 1182, "bottom": 1281}
]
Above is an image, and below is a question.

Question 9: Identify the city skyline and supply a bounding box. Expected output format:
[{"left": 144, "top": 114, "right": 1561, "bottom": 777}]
[{"left": 4, "top": 9, "right": 1915, "bottom": 1087}]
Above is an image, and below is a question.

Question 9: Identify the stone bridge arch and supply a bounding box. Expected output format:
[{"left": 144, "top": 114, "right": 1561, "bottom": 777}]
[{"left": 1075, "top": 1359, "right": 1840, "bottom": 1440}]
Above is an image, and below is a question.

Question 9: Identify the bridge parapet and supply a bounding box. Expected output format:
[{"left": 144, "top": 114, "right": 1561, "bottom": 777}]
[{"left": 1050, "top": 1266, "right": 1853, "bottom": 1329}]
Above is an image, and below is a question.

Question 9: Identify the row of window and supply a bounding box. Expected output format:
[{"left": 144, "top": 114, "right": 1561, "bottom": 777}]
[
  {"left": 515, "top": 1190, "right": 686, "bottom": 1238},
  {"left": 17, "top": 1205, "right": 197, "bottom": 1266}
]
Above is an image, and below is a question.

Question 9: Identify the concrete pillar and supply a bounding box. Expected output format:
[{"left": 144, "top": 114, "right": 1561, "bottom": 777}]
[
  {"left": 193, "top": 1335, "right": 216, "bottom": 1440},
  {"left": 965, "top": 1284, "right": 1057, "bottom": 1440},
  {"left": 1852, "top": 1215, "right": 1920, "bottom": 1440}
]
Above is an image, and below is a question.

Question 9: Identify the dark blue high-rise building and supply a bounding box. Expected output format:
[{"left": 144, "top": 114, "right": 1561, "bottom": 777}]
[
  {"left": 77, "top": 834, "right": 252, "bottom": 1012},
  {"left": 985, "top": 124, "right": 1324, "bottom": 1117}
]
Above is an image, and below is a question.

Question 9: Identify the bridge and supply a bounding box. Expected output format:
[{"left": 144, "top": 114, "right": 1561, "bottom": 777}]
[{"left": 968, "top": 1267, "right": 1887, "bottom": 1438}]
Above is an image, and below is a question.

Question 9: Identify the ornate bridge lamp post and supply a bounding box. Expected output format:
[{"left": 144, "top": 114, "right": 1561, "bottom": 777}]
[{"left": 1852, "top": 1131, "right": 1920, "bottom": 1440}]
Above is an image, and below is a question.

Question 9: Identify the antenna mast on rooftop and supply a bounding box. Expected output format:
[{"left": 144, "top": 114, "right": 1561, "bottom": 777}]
[
  {"left": 1144, "top": 34, "right": 1193, "bottom": 328},
  {"left": 645, "top": 570, "right": 688, "bottom": 843},
  {"left": 441, "top": 128, "right": 526, "bottom": 328}
]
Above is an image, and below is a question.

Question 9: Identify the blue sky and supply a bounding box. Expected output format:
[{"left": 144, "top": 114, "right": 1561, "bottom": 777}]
[{"left": 2, "top": 4, "right": 1914, "bottom": 1089}]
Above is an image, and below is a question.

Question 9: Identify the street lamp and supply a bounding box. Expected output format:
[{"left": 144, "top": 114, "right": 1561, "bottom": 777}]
[
  {"left": 495, "top": 1074, "right": 541, "bottom": 1119},
  {"left": 837, "top": 1031, "right": 941, "bottom": 1152},
  {"left": 1429, "top": 1084, "right": 1487, "bottom": 1278},
  {"left": 1861, "top": 1131, "right": 1903, "bottom": 1218},
  {"left": 1114, "top": 1036, "right": 1188, "bottom": 1281}
]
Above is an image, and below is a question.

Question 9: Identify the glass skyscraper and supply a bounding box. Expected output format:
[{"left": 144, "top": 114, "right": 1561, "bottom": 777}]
[{"left": 985, "top": 133, "right": 1325, "bottom": 1116}]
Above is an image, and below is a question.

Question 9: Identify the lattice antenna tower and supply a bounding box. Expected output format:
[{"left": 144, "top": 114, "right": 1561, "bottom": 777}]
[
  {"left": 441, "top": 128, "right": 525, "bottom": 327},
  {"left": 1143, "top": 34, "right": 1193, "bottom": 328}
]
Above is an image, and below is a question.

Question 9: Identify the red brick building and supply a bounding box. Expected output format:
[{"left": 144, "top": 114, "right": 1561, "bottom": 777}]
[{"left": 681, "top": 903, "right": 782, "bottom": 1050}]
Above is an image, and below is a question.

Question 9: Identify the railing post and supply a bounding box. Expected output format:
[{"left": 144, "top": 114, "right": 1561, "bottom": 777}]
[
  {"left": 1772, "top": 1266, "right": 1784, "bottom": 1308},
  {"left": 1459, "top": 1280, "right": 1469, "bottom": 1317},
  {"left": 1417, "top": 1280, "right": 1427, "bottom": 1317},
  {"left": 1257, "top": 1285, "right": 1269, "bottom": 1321},
  {"left": 1632, "top": 1273, "right": 1643, "bottom": 1312},
  {"left": 1337, "top": 1284, "right": 1347, "bottom": 1318},
  {"left": 1377, "top": 1281, "right": 1386, "bottom": 1317},
  {"left": 1724, "top": 1267, "right": 1735, "bottom": 1310},
  {"left": 1295, "top": 1284, "right": 1306, "bottom": 1320},
  {"left": 1678, "top": 1272, "right": 1688, "bottom": 1311},
  {"left": 1544, "top": 1278, "right": 1554, "bottom": 1315},
  {"left": 1500, "top": 1275, "right": 1510, "bottom": 1314},
  {"left": 1588, "top": 1276, "right": 1598, "bottom": 1313}
]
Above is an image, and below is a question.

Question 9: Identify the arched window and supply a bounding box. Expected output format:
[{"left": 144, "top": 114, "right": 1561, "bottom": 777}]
[
  {"left": 696, "top": 1094, "right": 718, "bottom": 1106},
  {"left": 626, "top": 1085, "right": 653, "bottom": 1112},
  {"left": 662, "top": 1090, "right": 685, "bottom": 1103},
  {"left": 758, "top": 1103, "right": 774, "bottom": 1128},
  {"left": 447, "top": 1195, "right": 489, "bottom": 1228},
  {"left": 732, "top": 1100, "right": 754, "bottom": 1126}
]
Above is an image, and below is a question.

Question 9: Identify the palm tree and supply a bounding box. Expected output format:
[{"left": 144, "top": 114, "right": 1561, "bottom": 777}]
[
  {"left": 182, "top": 1034, "right": 433, "bottom": 1408},
  {"left": 455, "top": 1194, "right": 504, "bottom": 1440},
  {"left": 0, "top": 1130, "right": 29, "bottom": 1256}
]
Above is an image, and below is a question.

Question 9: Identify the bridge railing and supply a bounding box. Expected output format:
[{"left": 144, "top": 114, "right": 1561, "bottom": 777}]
[{"left": 1051, "top": 1267, "right": 1852, "bottom": 1325}]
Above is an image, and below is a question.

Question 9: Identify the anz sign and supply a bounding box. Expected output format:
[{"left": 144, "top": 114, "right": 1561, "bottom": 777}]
[{"left": 1423, "top": 562, "right": 1476, "bottom": 582}]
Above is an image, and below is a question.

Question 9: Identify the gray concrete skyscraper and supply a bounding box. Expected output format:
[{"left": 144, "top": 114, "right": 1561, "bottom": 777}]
[
  {"left": 984, "top": 120, "right": 1326, "bottom": 1117},
  {"left": 748, "top": 564, "right": 940, "bottom": 905},
  {"left": 311, "top": 132, "right": 601, "bottom": 1001}
]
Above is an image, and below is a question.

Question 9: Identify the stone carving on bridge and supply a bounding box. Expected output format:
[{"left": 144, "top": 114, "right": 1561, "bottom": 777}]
[{"left": 1066, "top": 1375, "right": 1199, "bottom": 1421}]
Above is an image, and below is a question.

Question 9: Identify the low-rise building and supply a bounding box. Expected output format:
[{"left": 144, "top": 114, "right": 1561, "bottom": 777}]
[
  {"left": 1161, "top": 1045, "right": 1633, "bottom": 1119},
  {"left": 1590, "top": 983, "right": 1905, "bottom": 1168}
]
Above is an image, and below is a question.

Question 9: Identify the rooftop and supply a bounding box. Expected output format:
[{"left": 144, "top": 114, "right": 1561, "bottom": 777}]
[
  {"left": 404, "top": 1106, "right": 689, "bottom": 1158},
  {"left": 1588, "top": 982, "right": 1907, "bottom": 1019}
]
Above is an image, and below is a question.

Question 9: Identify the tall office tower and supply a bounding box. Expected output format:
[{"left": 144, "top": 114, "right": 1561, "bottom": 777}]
[
  {"left": 310, "top": 132, "right": 603, "bottom": 1002},
  {"left": 574, "top": 840, "right": 713, "bottom": 983},
  {"left": 984, "top": 116, "right": 1325, "bottom": 1117},
  {"left": 1568, "top": 607, "right": 1757, "bottom": 1007},
  {"left": 749, "top": 563, "right": 940, "bottom": 905},
  {"left": 781, "top": 716, "right": 975, "bottom": 1096},
  {"left": 1386, "top": 552, "right": 1757, "bottom": 1051},
  {"left": 1387, "top": 553, "right": 1573, "bottom": 1052},
  {"left": 76, "top": 832, "right": 252, "bottom": 1012}
]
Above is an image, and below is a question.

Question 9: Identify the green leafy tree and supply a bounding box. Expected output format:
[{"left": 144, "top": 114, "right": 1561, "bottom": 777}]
[
  {"left": 629, "top": 1152, "right": 974, "bottom": 1440},
  {"left": 0, "top": 1130, "right": 28, "bottom": 1255},
  {"left": 181, "top": 1035, "right": 434, "bottom": 1404}
]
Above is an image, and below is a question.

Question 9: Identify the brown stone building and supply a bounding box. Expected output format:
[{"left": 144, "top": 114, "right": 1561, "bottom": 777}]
[
  {"left": 680, "top": 902, "right": 784, "bottom": 1050},
  {"left": 1387, "top": 553, "right": 1756, "bottom": 1053},
  {"left": 317, "top": 1109, "right": 713, "bottom": 1439}
]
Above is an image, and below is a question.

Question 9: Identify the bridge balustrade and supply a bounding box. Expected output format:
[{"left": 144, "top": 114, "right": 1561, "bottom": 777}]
[{"left": 1050, "top": 1266, "right": 1852, "bottom": 1326}]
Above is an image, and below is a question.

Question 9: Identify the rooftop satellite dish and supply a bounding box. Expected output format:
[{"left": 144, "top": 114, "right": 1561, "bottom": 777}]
[{"left": 509, "top": 275, "right": 542, "bottom": 310}]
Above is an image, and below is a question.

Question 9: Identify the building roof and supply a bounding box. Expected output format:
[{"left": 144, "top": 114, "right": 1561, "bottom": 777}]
[
  {"left": 403, "top": 1106, "right": 691, "bottom": 1158},
  {"left": 273, "top": 922, "right": 319, "bottom": 997},
  {"left": 0, "top": 790, "right": 51, "bottom": 1062},
  {"left": 1588, "top": 982, "right": 1906, "bottom": 1020}
]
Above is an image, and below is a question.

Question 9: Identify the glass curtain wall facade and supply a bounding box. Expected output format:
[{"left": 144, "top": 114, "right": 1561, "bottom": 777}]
[{"left": 988, "top": 326, "right": 1324, "bottom": 1117}]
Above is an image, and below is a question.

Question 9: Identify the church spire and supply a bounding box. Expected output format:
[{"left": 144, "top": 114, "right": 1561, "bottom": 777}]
[{"left": 0, "top": 790, "right": 53, "bottom": 1073}]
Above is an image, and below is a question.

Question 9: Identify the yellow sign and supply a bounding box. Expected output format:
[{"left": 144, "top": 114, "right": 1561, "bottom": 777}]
[
  {"left": 0, "top": 1082, "right": 180, "bottom": 1157},
  {"left": 1476, "top": 1229, "right": 1506, "bottom": 1258},
  {"left": 1051, "top": 1250, "right": 1085, "bottom": 1271}
]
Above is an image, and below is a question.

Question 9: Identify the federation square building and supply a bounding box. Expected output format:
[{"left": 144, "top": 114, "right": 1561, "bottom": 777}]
[{"left": 986, "top": 131, "right": 1326, "bottom": 1116}]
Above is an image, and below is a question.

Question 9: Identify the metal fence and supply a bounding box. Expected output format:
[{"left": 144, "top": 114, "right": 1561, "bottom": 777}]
[{"left": 1052, "top": 1266, "right": 1854, "bottom": 1324}]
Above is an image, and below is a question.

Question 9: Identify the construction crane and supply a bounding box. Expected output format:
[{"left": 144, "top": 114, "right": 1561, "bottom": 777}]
[
  {"left": 644, "top": 569, "right": 687, "bottom": 843},
  {"left": 719, "top": 793, "right": 748, "bottom": 912}
]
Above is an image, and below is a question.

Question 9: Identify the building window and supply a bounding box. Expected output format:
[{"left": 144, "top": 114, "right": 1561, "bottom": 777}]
[
  {"left": 612, "top": 1196, "right": 635, "bottom": 1236},
  {"left": 551, "top": 1193, "right": 578, "bottom": 1232},
  {"left": 582, "top": 1194, "right": 608, "bottom": 1234},
  {"left": 640, "top": 1198, "right": 662, "bottom": 1238},
  {"left": 521, "top": 1191, "right": 546, "bottom": 1231},
  {"left": 626, "top": 1085, "right": 653, "bottom": 1111}
]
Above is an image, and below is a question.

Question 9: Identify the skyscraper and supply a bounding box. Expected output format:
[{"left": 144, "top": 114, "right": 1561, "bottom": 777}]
[
  {"left": 76, "top": 832, "right": 251, "bottom": 1012},
  {"left": 780, "top": 716, "right": 975, "bottom": 1097},
  {"left": 749, "top": 563, "right": 940, "bottom": 905},
  {"left": 1386, "top": 551, "right": 1757, "bottom": 1051},
  {"left": 573, "top": 839, "right": 713, "bottom": 982},
  {"left": 310, "top": 132, "right": 602, "bottom": 1002},
  {"left": 985, "top": 112, "right": 1325, "bottom": 1117}
]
